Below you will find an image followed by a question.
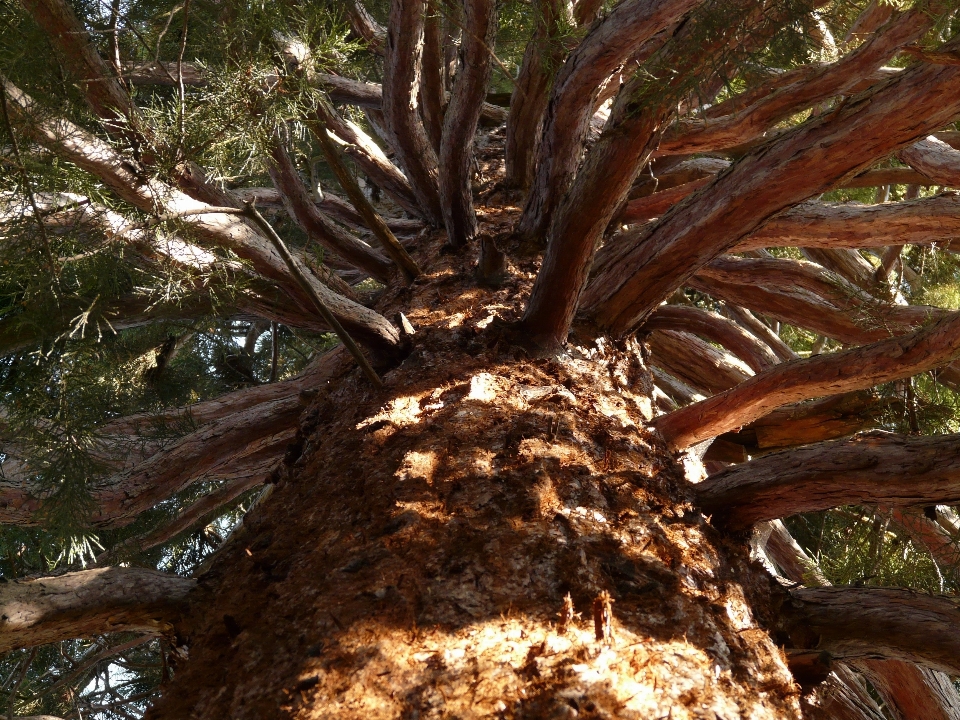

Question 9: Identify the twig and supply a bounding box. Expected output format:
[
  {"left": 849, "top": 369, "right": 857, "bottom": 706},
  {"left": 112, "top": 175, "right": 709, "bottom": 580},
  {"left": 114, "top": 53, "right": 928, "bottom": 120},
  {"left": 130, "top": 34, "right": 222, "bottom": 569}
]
[
  {"left": 176, "top": 0, "right": 192, "bottom": 158},
  {"left": 310, "top": 108, "right": 421, "bottom": 282},
  {"left": 240, "top": 202, "right": 383, "bottom": 389},
  {"left": 0, "top": 83, "right": 62, "bottom": 302},
  {"left": 6, "top": 647, "right": 36, "bottom": 720}
]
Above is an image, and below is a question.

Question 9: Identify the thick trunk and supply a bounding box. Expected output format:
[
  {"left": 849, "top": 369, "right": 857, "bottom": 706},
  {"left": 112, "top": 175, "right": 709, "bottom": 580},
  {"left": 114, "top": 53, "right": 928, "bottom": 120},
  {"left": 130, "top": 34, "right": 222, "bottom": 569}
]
[
  {"left": 438, "top": 0, "right": 496, "bottom": 247},
  {"left": 421, "top": 1, "right": 445, "bottom": 153},
  {"left": 654, "top": 310, "right": 960, "bottom": 450},
  {"left": 145, "top": 249, "right": 802, "bottom": 719},
  {"left": 582, "top": 43, "right": 960, "bottom": 336},
  {"left": 698, "top": 431, "right": 960, "bottom": 529},
  {"left": 0, "top": 568, "right": 194, "bottom": 653}
]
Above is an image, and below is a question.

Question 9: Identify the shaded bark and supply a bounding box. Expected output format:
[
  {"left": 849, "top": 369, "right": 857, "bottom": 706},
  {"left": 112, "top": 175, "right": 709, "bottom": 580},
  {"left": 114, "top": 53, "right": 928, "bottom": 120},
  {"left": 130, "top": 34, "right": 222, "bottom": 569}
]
[
  {"left": 787, "top": 587, "right": 960, "bottom": 676},
  {"left": 857, "top": 659, "right": 960, "bottom": 720},
  {"left": 698, "top": 431, "right": 960, "bottom": 529},
  {"left": 439, "top": 0, "right": 496, "bottom": 247},
  {"left": 654, "top": 310, "right": 960, "bottom": 450},
  {"left": 504, "top": 0, "right": 569, "bottom": 188},
  {"left": 382, "top": 0, "right": 444, "bottom": 226},
  {"left": 717, "top": 391, "right": 884, "bottom": 455},
  {"left": 0, "top": 568, "right": 194, "bottom": 653},
  {"left": 345, "top": 0, "right": 387, "bottom": 55},
  {"left": 313, "top": 101, "right": 423, "bottom": 218},
  {"left": 646, "top": 329, "right": 752, "bottom": 396},
  {"left": 582, "top": 41, "right": 960, "bottom": 336},
  {"left": 421, "top": 0, "right": 445, "bottom": 153},
  {"left": 267, "top": 139, "right": 395, "bottom": 285}
]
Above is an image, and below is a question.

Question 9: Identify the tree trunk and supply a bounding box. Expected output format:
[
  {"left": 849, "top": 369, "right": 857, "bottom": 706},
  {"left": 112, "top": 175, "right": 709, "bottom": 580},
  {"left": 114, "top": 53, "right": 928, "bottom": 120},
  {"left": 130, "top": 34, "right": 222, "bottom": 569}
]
[{"left": 144, "top": 266, "right": 803, "bottom": 719}]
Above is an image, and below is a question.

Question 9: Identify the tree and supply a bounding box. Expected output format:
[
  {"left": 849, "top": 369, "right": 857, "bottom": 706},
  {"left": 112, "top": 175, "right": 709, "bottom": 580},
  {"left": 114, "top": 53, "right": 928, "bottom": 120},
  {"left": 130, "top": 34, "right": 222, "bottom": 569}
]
[{"left": 3, "top": 0, "right": 960, "bottom": 717}]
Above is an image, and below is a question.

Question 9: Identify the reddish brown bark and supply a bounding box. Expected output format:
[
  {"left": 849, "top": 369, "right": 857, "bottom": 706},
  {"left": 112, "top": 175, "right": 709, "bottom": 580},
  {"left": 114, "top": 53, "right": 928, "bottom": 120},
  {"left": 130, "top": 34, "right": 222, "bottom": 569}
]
[
  {"left": 421, "top": 0, "right": 445, "bottom": 153},
  {"left": 646, "top": 330, "right": 752, "bottom": 395},
  {"left": 645, "top": 304, "right": 778, "bottom": 373},
  {"left": 718, "top": 391, "right": 884, "bottom": 455},
  {"left": 0, "top": 568, "right": 194, "bottom": 653},
  {"left": 346, "top": 0, "right": 387, "bottom": 55},
  {"left": 504, "top": 0, "right": 569, "bottom": 188},
  {"left": 382, "top": 0, "right": 444, "bottom": 226},
  {"left": 657, "top": 4, "right": 944, "bottom": 156},
  {"left": 267, "top": 140, "right": 395, "bottom": 284},
  {"left": 698, "top": 431, "right": 960, "bottom": 529},
  {"left": 654, "top": 310, "right": 960, "bottom": 450},
  {"left": 787, "top": 587, "right": 960, "bottom": 676},
  {"left": 439, "top": 0, "right": 496, "bottom": 247},
  {"left": 582, "top": 44, "right": 960, "bottom": 337},
  {"left": 899, "top": 135, "right": 960, "bottom": 187},
  {"left": 516, "top": 0, "right": 700, "bottom": 241}
]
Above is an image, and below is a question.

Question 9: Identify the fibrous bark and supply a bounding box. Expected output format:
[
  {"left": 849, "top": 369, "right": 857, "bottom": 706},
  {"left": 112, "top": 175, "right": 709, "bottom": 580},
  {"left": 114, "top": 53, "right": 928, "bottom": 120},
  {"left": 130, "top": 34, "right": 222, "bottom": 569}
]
[
  {"left": 516, "top": 0, "right": 700, "bottom": 241},
  {"left": 582, "top": 39, "right": 960, "bottom": 336},
  {"left": 646, "top": 329, "right": 752, "bottom": 395},
  {"left": 787, "top": 587, "right": 960, "bottom": 676},
  {"left": 439, "top": 0, "right": 496, "bottom": 247},
  {"left": 698, "top": 431, "right": 960, "bottom": 529},
  {"left": 382, "top": 0, "right": 444, "bottom": 226},
  {"left": 0, "top": 568, "right": 194, "bottom": 653},
  {"left": 654, "top": 310, "right": 960, "bottom": 450}
]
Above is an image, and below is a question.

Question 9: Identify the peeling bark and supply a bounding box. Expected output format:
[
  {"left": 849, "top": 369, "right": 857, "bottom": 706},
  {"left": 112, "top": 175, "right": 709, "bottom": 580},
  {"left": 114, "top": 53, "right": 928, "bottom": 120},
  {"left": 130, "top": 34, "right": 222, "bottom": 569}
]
[
  {"left": 0, "top": 568, "right": 194, "bottom": 653},
  {"left": 899, "top": 135, "right": 960, "bottom": 187},
  {"left": 654, "top": 310, "right": 960, "bottom": 450},
  {"left": 646, "top": 329, "right": 752, "bottom": 395}
]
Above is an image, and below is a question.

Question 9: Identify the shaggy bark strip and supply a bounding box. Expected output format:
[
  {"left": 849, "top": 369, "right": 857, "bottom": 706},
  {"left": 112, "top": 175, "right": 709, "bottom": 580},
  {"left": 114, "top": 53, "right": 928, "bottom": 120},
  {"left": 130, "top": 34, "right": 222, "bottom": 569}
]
[
  {"left": 582, "top": 44, "right": 960, "bottom": 336},
  {"left": 787, "top": 587, "right": 960, "bottom": 676},
  {"left": 382, "top": 0, "right": 444, "bottom": 226},
  {"left": 0, "top": 568, "right": 194, "bottom": 653},
  {"left": 656, "top": 3, "right": 946, "bottom": 156},
  {"left": 653, "top": 310, "right": 960, "bottom": 450},
  {"left": 0, "top": 78, "right": 401, "bottom": 354},
  {"left": 267, "top": 139, "right": 395, "bottom": 285},
  {"left": 439, "top": 0, "right": 496, "bottom": 248},
  {"left": 645, "top": 305, "right": 779, "bottom": 373},
  {"left": 697, "top": 431, "right": 960, "bottom": 529},
  {"left": 647, "top": 329, "right": 753, "bottom": 395},
  {"left": 516, "top": 0, "right": 700, "bottom": 240}
]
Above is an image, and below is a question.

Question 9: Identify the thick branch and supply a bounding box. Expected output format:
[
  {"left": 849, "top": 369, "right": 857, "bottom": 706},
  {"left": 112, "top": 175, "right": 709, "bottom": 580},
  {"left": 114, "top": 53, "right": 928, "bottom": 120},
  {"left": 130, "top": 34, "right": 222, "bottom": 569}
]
[
  {"left": 0, "top": 568, "right": 194, "bottom": 653},
  {"left": 898, "top": 135, "right": 960, "bottom": 187},
  {"left": 654, "top": 310, "right": 960, "bottom": 450},
  {"left": 646, "top": 330, "right": 752, "bottom": 395},
  {"left": 516, "top": 0, "right": 700, "bottom": 239},
  {"left": 382, "top": 0, "right": 443, "bottom": 226},
  {"left": 787, "top": 587, "right": 960, "bottom": 676},
  {"left": 698, "top": 431, "right": 960, "bottom": 529},
  {"left": 582, "top": 40, "right": 960, "bottom": 336},
  {"left": 645, "top": 304, "right": 778, "bottom": 373},
  {"left": 439, "top": 0, "right": 496, "bottom": 247}
]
